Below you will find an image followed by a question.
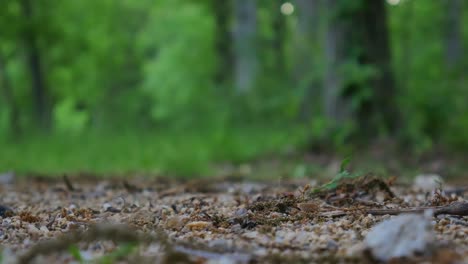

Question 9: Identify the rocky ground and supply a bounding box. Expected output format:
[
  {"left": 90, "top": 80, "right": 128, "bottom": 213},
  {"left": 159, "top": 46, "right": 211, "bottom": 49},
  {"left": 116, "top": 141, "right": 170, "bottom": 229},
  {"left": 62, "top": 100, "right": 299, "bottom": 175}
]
[{"left": 0, "top": 173, "right": 467, "bottom": 264}]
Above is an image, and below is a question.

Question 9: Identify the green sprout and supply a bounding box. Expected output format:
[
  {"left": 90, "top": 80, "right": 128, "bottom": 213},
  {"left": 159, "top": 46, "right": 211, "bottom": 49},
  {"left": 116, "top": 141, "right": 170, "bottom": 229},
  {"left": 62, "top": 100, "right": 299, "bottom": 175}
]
[
  {"left": 313, "top": 156, "right": 362, "bottom": 193},
  {"left": 68, "top": 245, "right": 84, "bottom": 264},
  {"left": 98, "top": 243, "right": 137, "bottom": 264}
]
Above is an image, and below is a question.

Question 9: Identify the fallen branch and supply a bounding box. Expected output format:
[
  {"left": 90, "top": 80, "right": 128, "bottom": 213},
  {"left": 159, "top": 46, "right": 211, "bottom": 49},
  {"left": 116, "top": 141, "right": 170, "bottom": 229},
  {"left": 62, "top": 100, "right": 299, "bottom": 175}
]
[
  {"left": 123, "top": 180, "right": 141, "bottom": 193},
  {"left": 63, "top": 174, "right": 75, "bottom": 191},
  {"left": 18, "top": 223, "right": 248, "bottom": 264},
  {"left": 18, "top": 224, "right": 168, "bottom": 264},
  {"left": 320, "top": 201, "right": 468, "bottom": 217}
]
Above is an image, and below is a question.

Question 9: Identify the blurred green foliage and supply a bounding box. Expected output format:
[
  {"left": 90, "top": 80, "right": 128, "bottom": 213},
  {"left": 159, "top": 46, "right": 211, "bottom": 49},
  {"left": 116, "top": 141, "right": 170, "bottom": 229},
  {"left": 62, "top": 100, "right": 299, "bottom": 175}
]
[
  {"left": 388, "top": 0, "right": 468, "bottom": 151},
  {"left": 0, "top": 0, "right": 467, "bottom": 175},
  {"left": 0, "top": 125, "right": 305, "bottom": 175}
]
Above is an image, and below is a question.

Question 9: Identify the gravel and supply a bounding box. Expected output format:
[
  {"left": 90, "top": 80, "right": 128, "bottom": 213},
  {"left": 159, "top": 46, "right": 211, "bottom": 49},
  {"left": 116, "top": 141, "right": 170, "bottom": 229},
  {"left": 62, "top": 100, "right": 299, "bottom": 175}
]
[{"left": 0, "top": 176, "right": 466, "bottom": 263}]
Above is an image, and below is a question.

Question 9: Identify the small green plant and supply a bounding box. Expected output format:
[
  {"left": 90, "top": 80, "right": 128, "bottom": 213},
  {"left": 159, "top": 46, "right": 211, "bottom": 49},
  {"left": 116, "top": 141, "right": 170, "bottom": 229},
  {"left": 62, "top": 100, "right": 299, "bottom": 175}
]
[
  {"left": 68, "top": 245, "right": 84, "bottom": 264},
  {"left": 98, "top": 242, "right": 137, "bottom": 264},
  {"left": 339, "top": 156, "right": 351, "bottom": 175},
  {"left": 312, "top": 157, "right": 363, "bottom": 193}
]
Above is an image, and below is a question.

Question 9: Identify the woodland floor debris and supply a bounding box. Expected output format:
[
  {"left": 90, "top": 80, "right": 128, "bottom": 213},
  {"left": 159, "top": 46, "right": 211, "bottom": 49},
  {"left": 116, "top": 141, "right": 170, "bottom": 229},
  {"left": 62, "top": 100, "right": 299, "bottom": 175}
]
[{"left": 0, "top": 175, "right": 467, "bottom": 263}]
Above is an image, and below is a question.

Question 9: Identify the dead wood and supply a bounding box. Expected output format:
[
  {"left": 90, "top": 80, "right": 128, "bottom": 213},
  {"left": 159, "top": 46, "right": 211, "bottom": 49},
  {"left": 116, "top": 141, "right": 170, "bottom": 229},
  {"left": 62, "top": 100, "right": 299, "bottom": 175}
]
[
  {"left": 320, "top": 201, "right": 468, "bottom": 217},
  {"left": 63, "top": 174, "right": 75, "bottom": 191},
  {"left": 18, "top": 224, "right": 168, "bottom": 264}
]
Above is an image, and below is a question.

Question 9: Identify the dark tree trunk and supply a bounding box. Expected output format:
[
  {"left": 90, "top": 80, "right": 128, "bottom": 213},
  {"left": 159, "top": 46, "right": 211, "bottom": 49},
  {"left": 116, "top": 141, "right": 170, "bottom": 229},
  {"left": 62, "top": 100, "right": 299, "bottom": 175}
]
[
  {"left": 294, "top": 0, "right": 322, "bottom": 120},
  {"left": 324, "top": 0, "right": 399, "bottom": 136},
  {"left": 361, "top": 0, "right": 399, "bottom": 133},
  {"left": 323, "top": 0, "right": 351, "bottom": 124},
  {"left": 397, "top": 0, "right": 413, "bottom": 90},
  {"left": 20, "top": 0, "right": 49, "bottom": 129},
  {"left": 272, "top": 0, "right": 286, "bottom": 73},
  {"left": 444, "top": 0, "right": 463, "bottom": 69},
  {"left": 211, "top": 0, "right": 234, "bottom": 87},
  {"left": 233, "top": 0, "right": 258, "bottom": 93}
]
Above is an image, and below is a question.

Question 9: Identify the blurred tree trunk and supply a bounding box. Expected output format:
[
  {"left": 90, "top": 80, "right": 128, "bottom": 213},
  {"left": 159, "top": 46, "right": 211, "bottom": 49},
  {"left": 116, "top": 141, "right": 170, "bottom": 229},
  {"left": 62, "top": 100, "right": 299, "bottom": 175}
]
[
  {"left": 362, "top": 0, "right": 398, "bottom": 133},
  {"left": 271, "top": 0, "right": 286, "bottom": 73},
  {"left": 323, "top": 0, "right": 351, "bottom": 124},
  {"left": 20, "top": 0, "right": 50, "bottom": 129},
  {"left": 294, "top": 0, "right": 322, "bottom": 120},
  {"left": 444, "top": 0, "right": 463, "bottom": 69},
  {"left": 398, "top": 0, "right": 413, "bottom": 90},
  {"left": 0, "top": 56, "right": 20, "bottom": 137},
  {"left": 233, "top": 0, "right": 258, "bottom": 94},
  {"left": 211, "top": 0, "right": 234, "bottom": 87},
  {"left": 324, "top": 0, "right": 398, "bottom": 136}
]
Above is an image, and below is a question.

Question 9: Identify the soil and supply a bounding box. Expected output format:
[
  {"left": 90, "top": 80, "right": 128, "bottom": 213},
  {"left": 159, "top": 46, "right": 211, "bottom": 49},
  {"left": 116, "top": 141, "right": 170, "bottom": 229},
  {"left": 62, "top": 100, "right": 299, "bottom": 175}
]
[{"left": 0, "top": 174, "right": 467, "bottom": 264}]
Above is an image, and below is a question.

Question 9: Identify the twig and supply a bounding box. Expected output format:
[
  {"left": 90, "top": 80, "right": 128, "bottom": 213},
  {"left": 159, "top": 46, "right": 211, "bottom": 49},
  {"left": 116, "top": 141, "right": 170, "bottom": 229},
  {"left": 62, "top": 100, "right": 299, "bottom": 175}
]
[
  {"left": 123, "top": 180, "right": 141, "bottom": 193},
  {"left": 18, "top": 223, "right": 245, "bottom": 264},
  {"left": 320, "top": 201, "right": 468, "bottom": 217},
  {"left": 446, "top": 216, "right": 468, "bottom": 227},
  {"left": 18, "top": 224, "right": 168, "bottom": 264},
  {"left": 63, "top": 174, "right": 75, "bottom": 191}
]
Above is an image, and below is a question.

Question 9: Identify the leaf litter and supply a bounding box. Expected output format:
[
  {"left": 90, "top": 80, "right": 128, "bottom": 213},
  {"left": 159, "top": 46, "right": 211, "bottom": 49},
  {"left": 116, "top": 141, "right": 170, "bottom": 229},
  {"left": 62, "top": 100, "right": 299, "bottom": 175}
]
[{"left": 0, "top": 173, "right": 466, "bottom": 263}]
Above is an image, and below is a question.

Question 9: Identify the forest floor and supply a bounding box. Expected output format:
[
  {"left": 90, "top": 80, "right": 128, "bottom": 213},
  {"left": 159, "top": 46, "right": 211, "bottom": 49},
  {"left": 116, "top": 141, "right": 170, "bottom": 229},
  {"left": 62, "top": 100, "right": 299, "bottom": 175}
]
[{"left": 0, "top": 173, "right": 467, "bottom": 264}]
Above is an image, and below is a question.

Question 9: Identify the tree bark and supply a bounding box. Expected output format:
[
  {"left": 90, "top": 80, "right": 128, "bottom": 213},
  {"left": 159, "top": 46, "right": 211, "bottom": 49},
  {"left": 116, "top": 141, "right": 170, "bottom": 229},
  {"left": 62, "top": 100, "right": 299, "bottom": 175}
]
[
  {"left": 397, "top": 0, "right": 413, "bottom": 90},
  {"left": 361, "top": 0, "right": 399, "bottom": 133},
  {"left": 323, "top": 0, "right": 351, "bottom": 124},
  {"left": 233, "top": 0, "right": 258, "bottom": 94},
  {"left": 444, "top": 0, "right": 463, "bottom": 69},
  {"left": 323, "top": 0, "right": 398, "bottom": 136},
  {"left": 295, "top": 0, "right": 323, "bottom": 120},
  {"left": 272, "top": 0, "right": 286, "bottom": 73},
  {"left": 20, "top": 0, "right": 49, "bottom": 129},
  {"left": 211, "top": 0, "right": 234, "bottom": 87}
]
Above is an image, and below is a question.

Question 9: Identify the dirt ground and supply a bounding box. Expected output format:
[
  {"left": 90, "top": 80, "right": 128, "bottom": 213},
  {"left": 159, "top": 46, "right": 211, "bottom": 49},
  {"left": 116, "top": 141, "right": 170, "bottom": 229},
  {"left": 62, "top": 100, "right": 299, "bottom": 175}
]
[{"left": 0, "top": 174, "right": 467, "bottom": 264}]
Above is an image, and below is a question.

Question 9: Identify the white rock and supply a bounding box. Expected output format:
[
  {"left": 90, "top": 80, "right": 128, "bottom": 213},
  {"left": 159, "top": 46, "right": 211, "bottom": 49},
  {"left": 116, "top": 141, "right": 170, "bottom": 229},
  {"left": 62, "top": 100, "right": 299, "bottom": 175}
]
[
  {"left": 0, "top": 248, "right": 16, "bottom": 264},
  {"left": 27, "top": 224, "right": 40, "bottom": 234},
  {"left": 79, "top": 250, "right": 95, "bottom": 261},
  {"left": 254, "top": 247, "right": 268, "bottom": 256},
  {"left": 364, "top": 212, "right": 434, "bottom": 261},
  {"left": 243, "top": 231, "right": 259, "bottom": 239},
  {"left": 206, "top": 256, "right": 236, "bottom": 264},
  {"left": 39, "top": 226, "right": 49, "bottom": 233},
  {"left": 413, "top": 174, "right": 443, "bottom": 191},
  {"left": 294, "top": 231, "right": 312, "bottom": 243},
  {"left": 0, "top": 171, "right": 15, "bottom": 185},
  {"left": 102, "top": 202, "right": 112, "bottom": 211}
]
